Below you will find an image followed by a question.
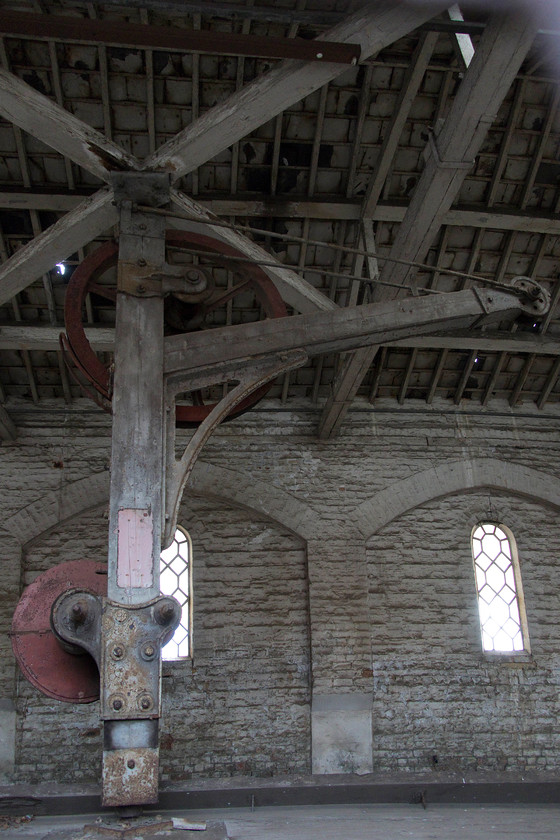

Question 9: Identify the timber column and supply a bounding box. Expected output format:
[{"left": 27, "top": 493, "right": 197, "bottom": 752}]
[{"left": 103, "top": 174, "right": 179, "bottom": 807}]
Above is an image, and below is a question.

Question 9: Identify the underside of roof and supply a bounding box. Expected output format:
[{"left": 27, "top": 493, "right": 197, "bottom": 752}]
[{"left": 0, "top": 0, "right": 559, "bottom": 440}]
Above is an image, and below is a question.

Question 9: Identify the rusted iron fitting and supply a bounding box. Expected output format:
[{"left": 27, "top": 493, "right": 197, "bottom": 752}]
[
  {"left": 100, "top": 596, "right": 181, "bottom": 722},
  {"left": 511, "top": 276, "right": 550, "bottom": 317},
  {"left": 51, "top": 592, "right": 181, "bottom": 718},
  {"left": 118, "top": 259, "right": 214, "bottom": 301}
]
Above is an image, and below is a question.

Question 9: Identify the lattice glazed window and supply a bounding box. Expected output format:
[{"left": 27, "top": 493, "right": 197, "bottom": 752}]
[
  {"left": 160, "top": 527, "right": 192, "bottom": 661},
  {"left": 471, "top": 522, "right": 530, "bottom": 653}
]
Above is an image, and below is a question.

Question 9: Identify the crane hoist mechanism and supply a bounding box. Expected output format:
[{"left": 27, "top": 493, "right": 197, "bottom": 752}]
[
  {"left": 59, "top": 229, "right": 288, "bottom": 425},
  {"left": 9, "top": 172, "right": 551, "bottom": 810}
]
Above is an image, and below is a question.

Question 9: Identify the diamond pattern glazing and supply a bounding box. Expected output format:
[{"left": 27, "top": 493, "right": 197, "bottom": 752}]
[
  {"left": 160, "top": 528, "right": 191, "bottom": 660},
  {"left": 472, "top": 523, "right": 524, "bottom": 652}
]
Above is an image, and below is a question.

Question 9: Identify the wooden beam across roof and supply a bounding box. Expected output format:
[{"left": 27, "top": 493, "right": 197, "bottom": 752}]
[
  {"left": 143, "top": 0, "right": 451, "bottom": 179},
  {"left": 317, "top": 5, "right": 542, "bottom": 439},
  {"left": 0, "top": 190, "right": 117, "bottom": 307},
  {"left": 0, "top": 11, "right": 361, "bottom": 64},
  {"left": 0, "top": 69, "right": 139, "bottom": 181},
  {"left": 3, "top": 325, "right": 560, "bottom": 357},
  {"left": 2, "top": 194, "right": 560, "bottom": 237}
]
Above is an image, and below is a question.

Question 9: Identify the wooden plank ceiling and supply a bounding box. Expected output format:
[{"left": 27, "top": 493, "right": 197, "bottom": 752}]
[{"left": 0, "top": 0, "right": 559, "bottom": 439}]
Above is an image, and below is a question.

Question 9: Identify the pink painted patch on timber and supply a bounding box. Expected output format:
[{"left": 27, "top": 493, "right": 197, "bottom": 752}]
[{"left": 117, "top": 508, "right": 154, "bottom": 588}]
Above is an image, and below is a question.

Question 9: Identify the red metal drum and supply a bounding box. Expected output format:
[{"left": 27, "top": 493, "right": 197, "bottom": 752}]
[{"left": 11, "top": 559, "right": 107, "bottom": 703}]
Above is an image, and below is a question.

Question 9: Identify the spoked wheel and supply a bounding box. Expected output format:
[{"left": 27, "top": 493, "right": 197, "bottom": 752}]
[{"left": 62, "top": 230, "right": 288, "bottom": 426}]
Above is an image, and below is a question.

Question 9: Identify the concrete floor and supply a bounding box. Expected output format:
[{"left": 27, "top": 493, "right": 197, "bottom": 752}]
[{"left": 2, "top": 803, "right": 560, "bottom": 840}]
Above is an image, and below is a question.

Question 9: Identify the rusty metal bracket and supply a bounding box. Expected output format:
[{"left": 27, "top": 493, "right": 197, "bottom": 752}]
[
  {"left": 117, "top": 260, "right": 213, "bottom": 301},
  {"left": 101, "top": 596, "right": 180, "bottom": 722},
  {"left": 511, "top": 275, "right": 550, "bottom": 317},
  {"left": 101, "top": 596, "right": 180, "bottom": 807},
  {"left": 53, "top": 588, "right": 180, "bottom": 807}
]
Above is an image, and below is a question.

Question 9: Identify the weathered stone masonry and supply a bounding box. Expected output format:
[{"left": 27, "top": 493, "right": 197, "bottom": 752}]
[{"left": 1, "top": 399, "right": 560, "bottom": 782}]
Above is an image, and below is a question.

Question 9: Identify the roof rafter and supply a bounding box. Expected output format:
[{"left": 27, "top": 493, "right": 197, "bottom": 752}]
[
  {"left": 142, "top": 1, "right": 451, "bottom": 179},
  {"left": 361, "top": 28, "right": 439, "bottom": 217},
  {"left": 318, "top": 5, "right": 542, "bottom": 438},
  {"left": 0, "top": 68, "right": 139, "bottom": 181}
]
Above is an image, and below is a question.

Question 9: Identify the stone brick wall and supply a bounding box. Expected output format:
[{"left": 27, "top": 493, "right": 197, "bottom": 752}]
[
  {"left": 367, "top": 491, "right": 560, "bottom": 774},
  {"left": 14, "top": 494, "right": 309, "bottom": 783},
  {"left": 2, "top": 398, "right": 560, "bottom": 782},
  {"left": 160, "top": 498, "right": 310, "bottom": 781}
]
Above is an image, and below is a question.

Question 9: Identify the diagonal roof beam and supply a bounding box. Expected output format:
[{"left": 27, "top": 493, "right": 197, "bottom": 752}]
[
  {"left": 0, "top": 403, "right": 16, "bottom": 441},
  {"left": 318, "top": 6, "right": 541, "bottom": 438},
  {"left": 0, "top": 189, "right": 117, "bottom": 307},
  {"left": 0, "top": 67, "right": 139, "bottom": 181},
  {"left": 378, "top": 8, "right": 541, "bottom": 298},
  {"left": 169, "top": 190, "right": 336, "bottom": 314},
  {"left": 143, "top": 1, "right": 451, "bottom": 180},
  {"left": 361, "top": 29, "right": 439, "bottom": 218}
]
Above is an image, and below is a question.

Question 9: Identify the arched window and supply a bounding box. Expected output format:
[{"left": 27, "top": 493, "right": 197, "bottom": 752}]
[
  {"left": 160, "top": 527, "right": 192, "bottom": 661},
  {"left": 471, "top": 522, "right": 530, "bottom": 654}
]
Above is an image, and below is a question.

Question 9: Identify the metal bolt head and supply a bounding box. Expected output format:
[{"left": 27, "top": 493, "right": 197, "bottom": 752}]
[
  {"left": 113, "top": 699, "right": 123, "bottom": 711},
  {"left": 127, "top": 759, "right": 136, "bottom": 769},
  {"left": 71, "top": 601, "right": 88, "bottom": 625},
  {"left": 112, "top": 645, "right": 124, "bottom": 659},
  {"left": 143, "top": 643, "right": 155, "bottom": 658},
  {"left": 155, "top": 601, "right": 176, "bottom": 625},
  {"left": 137, "top": 258, "right": 147, "bottom": 267},
  {"left": 140, "top": 696, "right": 151, "bottom": 710}
]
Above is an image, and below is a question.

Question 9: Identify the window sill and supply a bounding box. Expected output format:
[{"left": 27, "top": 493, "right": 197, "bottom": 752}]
[
  {"left": 480, "top": 651, "right": 536, "bottom": 667},
  {"left": 162, "top": 657, "right": 194, "bottom": 676}
]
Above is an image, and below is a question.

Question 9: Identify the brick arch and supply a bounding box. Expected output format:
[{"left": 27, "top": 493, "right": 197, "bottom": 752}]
[
  {"left": 185, "top": 462, "right": 318, "bottom": 541},
  {"left": 4, "top": 470, "right": 111, "bottom": 547},
  {"left": 4, "top": 462, "right": 318, "bottom": 548},
  {"left": 353, "top": 458, "right": 560, "bottom": 540}
]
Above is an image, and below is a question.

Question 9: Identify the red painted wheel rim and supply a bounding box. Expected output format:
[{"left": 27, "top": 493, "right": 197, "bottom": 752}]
[{"left": 63, "top": 230, "right": 288, "bottom": 425}]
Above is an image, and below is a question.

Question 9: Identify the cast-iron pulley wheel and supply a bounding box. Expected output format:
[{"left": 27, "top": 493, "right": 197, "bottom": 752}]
[{"left": 61, "top": 230, "right": 288, "bottom": 426}]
